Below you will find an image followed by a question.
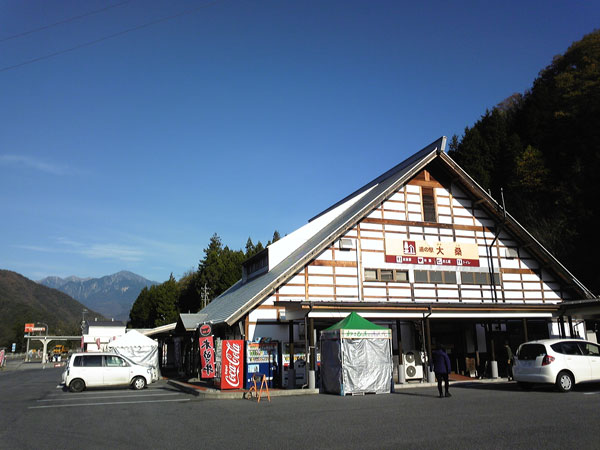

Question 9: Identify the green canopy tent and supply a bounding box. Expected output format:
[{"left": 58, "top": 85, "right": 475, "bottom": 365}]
[{"left": 320, "top": 312, "right": 393, "bottom": 395}]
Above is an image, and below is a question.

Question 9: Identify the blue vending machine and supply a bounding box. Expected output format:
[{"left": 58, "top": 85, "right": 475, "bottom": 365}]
[{"left": 245, "top": 340, "right": 279, "bottom": 389}]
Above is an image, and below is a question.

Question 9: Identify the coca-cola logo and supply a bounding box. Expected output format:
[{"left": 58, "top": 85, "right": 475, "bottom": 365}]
[
  {"left": 199, "top": 324, "right": 212, "bottom": 337},
  {"left": 224, "top": 342, "right": 241, "bottom": 387}
]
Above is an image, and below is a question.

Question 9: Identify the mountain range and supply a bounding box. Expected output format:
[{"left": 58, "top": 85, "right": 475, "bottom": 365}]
[
  {"left": 0, "top": 270, "right": 104, "bottom": 348},
  {"left": 38, "top": 271, "right": 158, "bottom": 322}
]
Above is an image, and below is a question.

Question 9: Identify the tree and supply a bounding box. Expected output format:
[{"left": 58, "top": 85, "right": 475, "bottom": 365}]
[{"left": 449, "top": 29, "right": 600, "bottom": 294}]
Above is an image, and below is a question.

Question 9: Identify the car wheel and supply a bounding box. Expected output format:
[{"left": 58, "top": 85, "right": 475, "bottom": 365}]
[
  {"left": 69, "top": 379, "right": 85, "bottom": 393},
  {"left": 517, "top": 382, "right": 533, "bottom": 391},
  {"left": 556, "top": 371, "right": 574, "bottom": 392},
  {"left": 132, "top": 376, "right": 146, "bottom": 390}
]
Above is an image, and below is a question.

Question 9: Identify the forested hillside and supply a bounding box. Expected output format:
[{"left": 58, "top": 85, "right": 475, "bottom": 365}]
[
  {"left": 449, "top": 30, "right": 600, "bottom": 294},
  {"left": 0, "top": 270, "right": 103, "bottom": 350}
]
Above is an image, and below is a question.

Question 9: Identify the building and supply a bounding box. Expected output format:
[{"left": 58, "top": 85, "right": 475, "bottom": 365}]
[
  {"left": 197, "top": 137, "right": 597, "bottom": 382},
  {"left": 82, "top": 319, "right": 126, "bottom": 352}
]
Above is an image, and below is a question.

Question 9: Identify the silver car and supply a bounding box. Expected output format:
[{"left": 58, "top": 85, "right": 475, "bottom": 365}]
[{"left": 513, "top": 338, "right": 600, "bottom": 392}]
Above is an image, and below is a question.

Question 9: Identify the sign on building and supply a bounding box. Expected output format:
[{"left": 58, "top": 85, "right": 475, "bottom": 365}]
[{"left": 385, "top": 239, "right": 480, "bottom": 267}]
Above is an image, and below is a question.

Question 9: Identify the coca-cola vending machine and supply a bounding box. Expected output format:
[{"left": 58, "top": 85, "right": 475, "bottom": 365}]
[{"left": 215, "top": 339, "right": 244, "bottom": 390}]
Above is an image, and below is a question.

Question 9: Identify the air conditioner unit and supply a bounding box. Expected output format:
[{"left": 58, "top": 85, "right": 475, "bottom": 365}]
[
  {"left": 339, "top": 238, "right": 354, "bottom": 250},
  {"left": 404, "top": 350, "right": 424, "bottom": 380}
]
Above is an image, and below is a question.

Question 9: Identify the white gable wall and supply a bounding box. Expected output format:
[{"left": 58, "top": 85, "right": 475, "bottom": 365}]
[{"left": 247, "top": 169, "right": 567, "bottom": 337}]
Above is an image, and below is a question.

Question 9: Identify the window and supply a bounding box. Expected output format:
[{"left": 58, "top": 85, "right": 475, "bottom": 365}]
[
  {"left": 82, "top": 355, "right": 103, "bottom": 367},
  {"left": 380, "top": 270, "right": 394, "bottom": 282},
  {"left": 578, "top": 342, "right": 600, "bottom": 356},
  {"left": 551, "top": 342, "right": 582, "bottom": 356},
  {"left": 105, "top": 355, "right": 128, "bottom": 367},
  {"left": 461, "top": 272, "right": 501, "bottom": 285},
  {"left": 422, "top": 187, "right": 436, "bottom": 222},
  {"left": 243, "top": 249, "right": 269, "bottom": 280},
  {"left": 364, "top": 269, "right": 378, "bottom": 281},
  {"left": 517, "top": 344, "right": 546, "bottom": 360},
  {"left": 395, "top": 271, "right": 409, "bottom": 282},
  {"left": 364, "top": 269, "right": 409, "bottom": 282},
  {"left": 429, "top": 271, "right": 443, "bottom": 283},
  {"left": 414, "top": 270, "right": 457, "bottom": 284},
  {"left": 73, "top": 356, "right": 83, "bottom": 367}
]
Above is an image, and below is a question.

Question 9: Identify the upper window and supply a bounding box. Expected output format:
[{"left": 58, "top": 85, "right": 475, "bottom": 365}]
[
  {"left": 243, "top": 249, "right": 269, "bottom": 281},
  {"left": 421, "top": 187, "right": 437, "bottom": 222},
  {"left": 461, "top": 272, "right": 501, "bottom": 285},
  {"left": 364, "top": 269, "right": 409, "bottom": 283},
  {"left": 414, "top": 270, "right": 457, "bottom": 284}
]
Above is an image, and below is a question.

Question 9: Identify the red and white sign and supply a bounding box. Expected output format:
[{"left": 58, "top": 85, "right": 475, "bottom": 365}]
[
  {"left": 24, "top": 323, "right": 35, "bottom": 332},
  {"left": 219, "top": 340, "right": 244, "bottom": 390},
  {"left": 199, "top": 323, "right": 212, "bottom": 337},
  {"left": 385, "top": 239, "right": 480, "bottom": 267},
  {"left": 199, "top": 336, "right": 215, "bottom": 379}
]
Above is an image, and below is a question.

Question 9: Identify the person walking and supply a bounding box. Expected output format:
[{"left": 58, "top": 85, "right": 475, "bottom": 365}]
[
  {"left": 431, "top": 344, "right": 452, "bottom": 398},
  {"left": 504, "top": 342, "right": 514, "bottom": 381}
]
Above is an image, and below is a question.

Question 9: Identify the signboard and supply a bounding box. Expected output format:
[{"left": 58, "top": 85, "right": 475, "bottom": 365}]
[
  {"left": 11, "top": 343, "right": 16, "bottom": 352},
  {"left": 31, "top": 327, "right": 46, "bottom": 332},
  {"left": 219, "top": 340, "right": 244, "bottom": 390},
  {"left": 199, "top": 336, "right": 215, "bottom": 378},
  {"left": 199, "top": 323, "right": 212, "bottom": 337},
  {"left": 0, "top": 349, "right": 5, "bottom": 367},
  {"left": 385, "top": 239, "right": 480, "bottom": 267},
  {"left": 24, "top": 323, "right": 35, "bottom": 333}
]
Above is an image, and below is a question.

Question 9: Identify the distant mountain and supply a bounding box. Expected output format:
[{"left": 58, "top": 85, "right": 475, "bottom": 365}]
[
  {"left": 38, "top": 271, "right": 158, "bottom": 322},
  {"left": 0, "top": 270, "right": 104, "bottom": 349}
]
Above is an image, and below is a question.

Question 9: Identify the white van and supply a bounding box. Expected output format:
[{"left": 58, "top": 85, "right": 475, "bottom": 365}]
[{"left": 62, "top": 352, "right": 153, "bottom": 392}]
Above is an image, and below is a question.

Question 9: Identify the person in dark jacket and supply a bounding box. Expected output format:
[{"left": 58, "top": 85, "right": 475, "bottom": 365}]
[
  {"left": 504, "top": 342, "right": 514, "bottom": 381},
  {"left": 431, "top": 345, "right": 452, "bottom": 398}
]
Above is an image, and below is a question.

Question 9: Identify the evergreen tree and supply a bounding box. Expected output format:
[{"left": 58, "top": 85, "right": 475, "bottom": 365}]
[{"left": 449, "top": 30, "right": 600, "bottom": 293}]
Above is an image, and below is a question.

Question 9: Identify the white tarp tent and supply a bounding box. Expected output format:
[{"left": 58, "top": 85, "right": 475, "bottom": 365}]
[
  {"left": 320, "top": 312, "right": 393, "bottom": 395},
  {"left": 107, "top": 330, "right": 160, "bottom": 382}
]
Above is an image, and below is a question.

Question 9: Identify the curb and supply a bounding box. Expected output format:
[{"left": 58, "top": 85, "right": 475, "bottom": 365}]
[
  {"left": 167, "top": 379, "right": 319, "bottom": 400},
  {"left": 167, "top": 377, "right": 510, "bottom": 399}
]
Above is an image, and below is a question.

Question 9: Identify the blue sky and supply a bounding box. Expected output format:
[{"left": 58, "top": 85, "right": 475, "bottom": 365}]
[{"left": 1, "top": 0, "right": 598, "bottom": 283}]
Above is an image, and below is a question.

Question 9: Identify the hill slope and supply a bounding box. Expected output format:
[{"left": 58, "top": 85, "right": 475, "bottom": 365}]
[
  {"left": 38, "top": 271, "right": 158, "bottom": 321},
  {"left": 0, "top": 270, "right": 103, "bottom": 349}
]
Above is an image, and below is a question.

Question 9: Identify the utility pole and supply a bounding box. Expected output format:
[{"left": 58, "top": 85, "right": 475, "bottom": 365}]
[{"left": 200, "top": 283, "right": 210, "bottom": 309}]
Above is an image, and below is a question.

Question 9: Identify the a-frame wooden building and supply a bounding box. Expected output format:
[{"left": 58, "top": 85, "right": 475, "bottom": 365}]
[{"left": 197, "top": 137, "right": 595, "bottom": 381}]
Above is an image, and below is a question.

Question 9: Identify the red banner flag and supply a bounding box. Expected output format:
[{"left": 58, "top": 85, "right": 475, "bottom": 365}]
[{"left": 199, "top": 336, "right": 215, "bottom": 379}]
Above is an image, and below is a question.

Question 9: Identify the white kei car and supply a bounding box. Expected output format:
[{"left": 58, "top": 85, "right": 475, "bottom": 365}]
[
  {"left": 513, "top": 338, "right": 600, "bottom": 392},
  {"left": 62, "top": 352, "right": 153, "bottom": 392}
]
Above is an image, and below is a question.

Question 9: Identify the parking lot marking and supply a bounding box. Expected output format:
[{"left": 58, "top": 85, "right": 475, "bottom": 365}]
[
  {"left": 38, "top": 393, "right": 183, "bottom": 402},
  {"left": 29, "top": 398, "right": 190, "bottom": 409},
  {"left": 583, "top": 392, "right": 600, "bottom": 395},
  {"left": 43, "top": 388, "right": 172, "bottom": 397}
]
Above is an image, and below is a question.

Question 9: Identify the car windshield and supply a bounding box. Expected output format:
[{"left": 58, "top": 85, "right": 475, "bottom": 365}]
[{"left": 517, "top": 344, "right": 546, "bottom": 360}]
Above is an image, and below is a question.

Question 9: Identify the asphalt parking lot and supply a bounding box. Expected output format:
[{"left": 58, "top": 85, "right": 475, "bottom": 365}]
[{"left": 3, "top": 364, "right": 600, "bottom": 449}]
